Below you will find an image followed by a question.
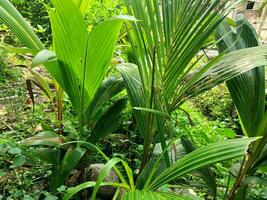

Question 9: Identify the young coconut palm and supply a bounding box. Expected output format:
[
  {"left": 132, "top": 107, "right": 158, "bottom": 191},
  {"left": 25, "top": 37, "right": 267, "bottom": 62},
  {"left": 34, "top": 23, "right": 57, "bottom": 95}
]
[
  {"left": 118, "top": 0, "right": 267, "bottom": 173},
  {"left": 63, "top": 0, "right": 267, "bottom": 199},
  {"left": 0, "top": 0, "right": 130, "bottom": 191}
]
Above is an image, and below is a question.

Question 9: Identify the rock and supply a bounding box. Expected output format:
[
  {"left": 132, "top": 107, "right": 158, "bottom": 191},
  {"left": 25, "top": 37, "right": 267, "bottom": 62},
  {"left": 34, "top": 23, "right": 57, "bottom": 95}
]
[
  {"left": 0, "top": 106, "right": 7, "bottom": 116},
  {"left": 34, "top": 124, "right": 43, "bottom": 132},
  {"left": 153, "top": 139, "right": 186, "bottom": 162},
  {"left": 103, "top": 133, "right": 129, "bottom": 148},
  {"left": 86, "top": 163, "right": 119, "bottom": 199},
  {"left": 175, "top": 188, "right": 198, "bottom": 197},
  {"left": 66, "top": 169, "right": 82, "bottom": 187}
]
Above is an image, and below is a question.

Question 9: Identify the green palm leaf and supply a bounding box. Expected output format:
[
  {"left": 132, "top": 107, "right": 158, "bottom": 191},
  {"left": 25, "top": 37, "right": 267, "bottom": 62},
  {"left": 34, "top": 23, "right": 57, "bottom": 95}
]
[
  {"left": 118, "top": 63, "right": 149, "bottom": 138},
  {"left": 181, "top": 136, "right": 217, "bottom": 197},
  {"left": 0, "top": 0, "right": 43, "bottom": 50},
  {"left": 148, "top": 138, "right": 255, "bottom": 190},
  {"left": 216, "top": 14, "right": 266, "bottom": 137},
  {"left": 86, "top": 76, "right": 125, "bottom": 122},
  {"left": 122, "top": 190, "right": 195, "bottom": 200},
  {"left": 72, "top": 0, "right": 92, "bottom": 16},
  {"left": 47, "top": 0, "right": 130, "bottom": 120},
  {"left": 61, "top": 138, "right": 254, "bottom": 199},
  {"left": 89, "top": 98, "right": 127, "bottom": 143},
  {"left": 123, "top": 0, "right": 267, "bottom": 170},
  {"left": 177, "top": 45, "right": 267, "bottom": 109}
]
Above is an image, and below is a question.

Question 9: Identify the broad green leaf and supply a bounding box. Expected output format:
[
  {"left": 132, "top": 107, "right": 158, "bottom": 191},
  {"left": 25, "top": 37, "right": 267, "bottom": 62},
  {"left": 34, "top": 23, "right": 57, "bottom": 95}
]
[
  {"left": 86, "top": 76, "right": 125, "bottom": 122},
  {"left": 48, "top": 0, "right": 128, "bottom": 117},
  {"left": 158, "top": 192, "right": 199, "bottom": 200},
  {"left": 11, "top": 155, "right": 26, "bottom": 168},
  {"left": 216, "top": 14, "right": 266, "bottom": 137},
  {"left": 117, "top": 63, "right": 151, "bottom": 138},
  {"left": 23, "top": 131, "right": 63, "bottom": 147},
  {"left": 178, "top": 45, "right": 267, "bottom": 110},
  {"left": 89, "top": 98, "right": 127, "bottom": 143},
  {"left": 122, "top": 190, "right": 195, "bottom": 200},
  {"left": 181, "top": 136, "right": 217, "bottom": 197},
  {"left": 27, "top": 148, "right": 60, "bottom": 164},
  {"left": 48, "top": 0, "right": 88, "bottom": 114},
  {"left": 27, "top": 68, "right": 53, "bottom": 103},
  {"left": 148, "top": 138, "right": 256, "bottom": 190},
  {"left": 84, "top": 18, "right": 126, "bottom": 109},
  {"left": 8, "top": 147, "right": 21, "bottom": 155},
  {"left": 56, "top": 147, "right": 86, "bottom": 190},
  {"left": 32, "top": 50, "right": 57, "bottom": 68}
]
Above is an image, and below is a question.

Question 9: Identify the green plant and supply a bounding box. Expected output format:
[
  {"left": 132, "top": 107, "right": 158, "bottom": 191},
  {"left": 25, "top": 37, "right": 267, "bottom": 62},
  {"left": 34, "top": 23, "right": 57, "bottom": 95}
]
[
  {"left": 173, "top": 102, "right": 237, "bottom": 146},
  {"left": 115, "top": 0, "right": 267, "bottom": 198},
  {"left": 0, "top": 0, "right": 130, "bottom": 192},
  {"left": 19, "top": 66, "right": 64, "bottom": 131},
  {"left": 85, "top": 0, "right": 125, "bottom": 28},
  {"left": 120, "top": 0, "right": 267, "bottom": 172},
  {"left": 0, "top": 136, "right": 56, "bottom": 199},
  {"left": 63, "top": 0, "right": 267, "bottom": 199},
  {"left": 37, "top": 1, "right": 129, "bottom": 137},
  {"left": 215, "top": 14, "right": 267, "bottom": 199},
  {"left": 62, "top": 138, "right": 255, "bottom": 200},
  {"left": 0, "top": 46, "right": 9, "bottom": 83}
]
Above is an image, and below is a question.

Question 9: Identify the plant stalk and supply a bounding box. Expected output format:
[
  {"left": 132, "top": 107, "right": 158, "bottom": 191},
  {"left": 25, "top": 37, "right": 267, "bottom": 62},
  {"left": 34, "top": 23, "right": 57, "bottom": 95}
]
[
  {"left": 139, "top": 47, "right": 157, "bottom": 174},
  {"left": 227, "top": 138, "right": 267, "bottom": 199}
]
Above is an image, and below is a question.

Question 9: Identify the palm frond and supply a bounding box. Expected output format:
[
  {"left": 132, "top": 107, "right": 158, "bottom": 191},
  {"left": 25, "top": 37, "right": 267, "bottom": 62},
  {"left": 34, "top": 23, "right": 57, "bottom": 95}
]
[
  {"left": 123, "top": 0, "right": 267, "bottom": 171},
  {"left": 148, "top": 138, "right": 255, "bottom": 190},
  {"left": 215, "top": 14, "right": 266, "bottom": 137},
  {"left": 0, "top": 0, "right": 43, "bottom": 50},
  {"left": 47, "top": 0, "right": 128, "bottom": 118}
]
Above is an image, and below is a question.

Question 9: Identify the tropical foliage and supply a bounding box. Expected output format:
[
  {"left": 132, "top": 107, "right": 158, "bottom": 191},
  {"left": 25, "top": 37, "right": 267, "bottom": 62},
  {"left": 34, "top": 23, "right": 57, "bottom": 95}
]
[
  {"left": 0, "top": 0, "right": 266, "bottom": 199},
  {"left": 216, "top": 14, "right": 267, "bottom": 199}
]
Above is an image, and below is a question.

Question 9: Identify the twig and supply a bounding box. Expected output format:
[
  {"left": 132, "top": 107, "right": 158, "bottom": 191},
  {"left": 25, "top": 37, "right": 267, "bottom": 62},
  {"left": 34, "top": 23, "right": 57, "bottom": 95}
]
[{"left": 178, "top": 108, "right": 194, "bottom": 126}]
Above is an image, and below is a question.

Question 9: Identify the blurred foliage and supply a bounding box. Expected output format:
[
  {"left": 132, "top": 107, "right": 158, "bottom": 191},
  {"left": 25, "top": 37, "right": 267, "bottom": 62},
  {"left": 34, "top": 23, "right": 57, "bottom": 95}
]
[
  {"left": 192, "top": 84, "right": 241, "bottom": 133},
  {"left": 171, "top": 101, "right": 237, "bottom": 147},
  {"left": 85, "top": 0, "right": 125, "bottom": 29},
  {"left": 8, "top": 0, "right": 125, "bottom": 46},
  {"left": 10, "top": 0, "right": 52, "bottom": 46},
  {"left": 0, "top": 48, "right": 9, "bottom": 83}
]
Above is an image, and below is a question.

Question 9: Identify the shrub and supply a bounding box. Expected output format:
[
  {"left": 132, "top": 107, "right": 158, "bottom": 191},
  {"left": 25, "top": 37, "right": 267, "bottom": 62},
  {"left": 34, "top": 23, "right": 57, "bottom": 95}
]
[{"left": 192, "top": 84, "right": 240, "bottom": 132}]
